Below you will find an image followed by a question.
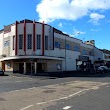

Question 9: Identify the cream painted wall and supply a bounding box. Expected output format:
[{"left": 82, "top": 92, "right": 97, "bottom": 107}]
[
  {"left": 45, "top": 48, "right": 65, "bottom": 58},
  {"left": 0, "top": 32, "right": 3, "bottom": 57},
  {"left": 26, "top": 23, "right": 34, "bottom": 55},
  {"left": 18, "top": 23, "right": 25, "bottom": 55},
  {"left": 65, "top": 50, "right": 80, "bottom": 71},
  {"left": 35, "top": 23, "right": 42, "bottom": 55},
  {"left": 47, "top": 60, "right": 62, "bottom": 72},
  {"left": 5, "top": 61, "right": 13, "bottom": 72}
]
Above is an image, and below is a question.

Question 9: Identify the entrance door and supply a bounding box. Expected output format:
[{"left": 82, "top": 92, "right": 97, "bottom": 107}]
[
  {"left": 19, "top": 63, "right": 24, "bottom": 74},
  {"left": 37, "top": 63, "right": 43, "bottom": 72}
]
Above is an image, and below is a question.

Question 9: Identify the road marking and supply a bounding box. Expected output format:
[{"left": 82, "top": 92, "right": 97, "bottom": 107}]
[
  {"left": 20, "top": 89, "right": 90, "bottom": 110},
  {"left": 36, "top": 89, "right": 90, "bottom": 105},
  {"left": 63, "top": 106, "right": 71, "bottom": 110},
  {"left": 20, "top": 105, "right": 33, "bottom": 110}
]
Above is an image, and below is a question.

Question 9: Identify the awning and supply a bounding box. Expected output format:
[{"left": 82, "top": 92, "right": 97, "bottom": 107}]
[{"left": 0, "top": 56, "right": 65, "bottom": 61}]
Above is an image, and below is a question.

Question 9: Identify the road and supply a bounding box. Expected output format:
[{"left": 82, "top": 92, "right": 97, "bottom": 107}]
[{"left": 0, "top": 73, "right": 110, "bottom": 110}]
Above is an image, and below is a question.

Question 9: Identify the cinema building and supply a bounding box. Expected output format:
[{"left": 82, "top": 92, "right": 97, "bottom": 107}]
[{"left": 0, "top": 19, "right": 94, "bottom": 74}]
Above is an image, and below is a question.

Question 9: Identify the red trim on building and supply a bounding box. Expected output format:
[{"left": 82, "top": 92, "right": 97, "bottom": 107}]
[
  {"left": 24, "top": 20, "right": 26, "bottom": 55},
  {"left": 33, "top": 20, "right": 36, "bottom": 52},
  {"left": 42, "top": 21, "right": 45, "bottom": 56},
  {"left": 15, "top": 21, "right": 18, "bottom": 55}
]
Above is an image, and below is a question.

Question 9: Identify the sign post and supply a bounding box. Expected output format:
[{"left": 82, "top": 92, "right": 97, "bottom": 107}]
[{"left": 30, "top": 58, "right": 33, "bottom": 77}]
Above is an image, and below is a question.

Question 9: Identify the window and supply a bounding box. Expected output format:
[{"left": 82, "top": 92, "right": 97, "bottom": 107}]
[
  {"left": 19, "top": 34, "right": 23, "bottom": 49},
  {"left": 37, "top": 35, "right": 41, "bottom": 49},
  {"left": 66, "top": 44, "right": 71, "bottom": 50},
  {"left": 55, "top": 42, "right": 60, "bottom": 48},
  {"left": 74, "top": 46, "right": 79, "bottom": 51},
  {"left": 45, "top": 36, "right": 48, "bottom": 50},
  {"left": 4, "top": 40, "right": 10, "bottom": 47},
  {"left": 82, "top": 50, "right": 87, "bottom": 55},
  {"left": 13, "top": 36, "right": 15, "bottom": 50},
  {"left": 27, "top": 34, "right": 32, "bottom": 49}
]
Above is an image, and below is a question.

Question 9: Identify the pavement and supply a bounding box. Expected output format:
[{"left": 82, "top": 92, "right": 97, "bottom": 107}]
[{"left": 0, "top": 72, "right": 110, "bottom": 110}]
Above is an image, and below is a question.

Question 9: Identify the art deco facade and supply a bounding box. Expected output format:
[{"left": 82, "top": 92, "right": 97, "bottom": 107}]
[{"left": 0, "top": 19, "right": 103, "bottom": 74}]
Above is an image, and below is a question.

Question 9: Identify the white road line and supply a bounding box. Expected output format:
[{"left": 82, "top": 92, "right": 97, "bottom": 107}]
[
  {"left": 20, "top": 105, "right": 33, "bottom": 110},
  {"left": 20, "top": 89, "right": 90, "bottom": 110},
  {"left": 36, "top": 89, "right": 90, "bottom": 105},
  {"left": 63, "top": 106, "right": 71, "bottom": 110}
]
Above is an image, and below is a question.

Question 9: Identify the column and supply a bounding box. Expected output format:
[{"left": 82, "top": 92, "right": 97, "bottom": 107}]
[
  {"left": 24, "top": 62, "right": 26, "bottom": 74},
  {"left": 35, "top": 62, "right": 37, "bottom": 74}
]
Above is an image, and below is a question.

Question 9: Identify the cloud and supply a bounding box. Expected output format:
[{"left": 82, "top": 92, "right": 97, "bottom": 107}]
[
  {"left": 58, "top": 22, "right": 63, "bottom": 27},
  {"left": 36, "top": 0, "right": 110, "bottom": 23},
  {"left": 89, "top": 13, "right": 105, "bottom": 25},
  {"left": 90, "top": 28, "right": 101, "bottom": 32}
]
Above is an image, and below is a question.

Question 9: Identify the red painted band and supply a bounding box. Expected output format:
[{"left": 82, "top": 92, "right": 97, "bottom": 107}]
[
  {"left": 15, "top": 21, "right": 18, "bottom": 55},
  {"left": 42, "top": 21, "right": 44, "bottom": 56},
  {"left": 24, "top": 20, "right": 26, "bottom": 55},
  {"left": 33, "top": 20, "right": 36, "bottom": 52}
]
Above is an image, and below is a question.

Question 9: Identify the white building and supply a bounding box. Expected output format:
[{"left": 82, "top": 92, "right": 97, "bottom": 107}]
[{"left": 0, "top": 19, "right": 95, "bottom": 74}]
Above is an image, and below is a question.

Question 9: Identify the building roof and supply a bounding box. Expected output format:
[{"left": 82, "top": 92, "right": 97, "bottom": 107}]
[{"left": 100, "top": 49, "right": 110, "bottom": 54}]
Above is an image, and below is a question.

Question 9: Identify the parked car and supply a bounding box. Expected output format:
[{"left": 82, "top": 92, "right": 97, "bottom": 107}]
[
  {"left": 96, "top": 66, "right": 109, "bottom": 73},
  {"left": 0, "top": 68, "right": 4, "bottom": 75}
]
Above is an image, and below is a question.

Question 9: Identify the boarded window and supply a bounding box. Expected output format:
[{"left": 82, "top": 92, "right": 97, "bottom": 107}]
[
  {"left": 19, "top": 34, "right": 23, "bottom": 49},
  {"left": 27, "top": 34, "right": 32, "bottom": 49},
  {"left": 36, "top": 35, "right": 41, "bottom": 49}
]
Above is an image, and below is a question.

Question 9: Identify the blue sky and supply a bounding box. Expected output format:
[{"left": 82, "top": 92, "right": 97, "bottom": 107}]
[{"left": 0, "top": 0, "right": 110, "bottom": 50}]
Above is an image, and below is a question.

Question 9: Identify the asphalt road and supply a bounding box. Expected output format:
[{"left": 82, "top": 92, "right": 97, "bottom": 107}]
[
  {"left": 0, "top": 73, "right": 110, "bottom": 93},
  {"left": 0, "top": 73, "right": 110, "bottom": 110},
  {"left": 46, "top": 85, "right": 110, "bottom": 110}
]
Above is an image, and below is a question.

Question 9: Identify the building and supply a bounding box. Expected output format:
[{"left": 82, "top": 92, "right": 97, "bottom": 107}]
[
  {"left": 94, "top": 48, "right": 110, "bottom": 68},
  {"left": 0, "top": 19, "right": 95, "bottom": 74}
]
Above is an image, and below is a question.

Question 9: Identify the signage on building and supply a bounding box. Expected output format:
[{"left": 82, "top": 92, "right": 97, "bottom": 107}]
[
  {"left": 79, "top": 55, "right": 89, "bottom": 61},
  {"left": 57, "top": 64, "right": 61, "bottom": 70}
]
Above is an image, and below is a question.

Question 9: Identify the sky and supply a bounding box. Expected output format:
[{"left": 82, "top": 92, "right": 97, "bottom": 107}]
[{"left": 0, "top": 0, "right": 110, "bottom": 50}]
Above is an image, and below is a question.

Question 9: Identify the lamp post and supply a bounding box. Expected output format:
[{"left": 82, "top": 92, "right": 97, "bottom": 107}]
[{"left": 65, "top": 36, "right": 66, "bottom": 72}]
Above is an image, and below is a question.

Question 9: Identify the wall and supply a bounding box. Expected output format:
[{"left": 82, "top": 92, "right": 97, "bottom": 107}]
[
  {"left": 4, "top": 61, "right": 13, "bottom": 72},
  {"left": 65, "top": 50, "right": 80, "bottom": 71},
  {"left": 47, "top": 60, "right": 62, "bottom": 72},
  {"left": 94, "top": 47, "right": 104, "bottom": 61}
]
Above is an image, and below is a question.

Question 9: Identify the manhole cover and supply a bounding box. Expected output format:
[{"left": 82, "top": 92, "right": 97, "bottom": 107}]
[
  {"left": 43, "top": 90, "right": 56, "bottom": 93},
  {"left": 0, "top": 98, "right": 6, "bottom": 101}
]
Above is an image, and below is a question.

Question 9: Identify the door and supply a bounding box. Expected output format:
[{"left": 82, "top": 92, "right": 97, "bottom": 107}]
[
  {"left": 19, "top": 63, "right": 24, "bottom": 74},
  {"left": 37, "top": 63, "right": 43, "bottom": 72}
]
